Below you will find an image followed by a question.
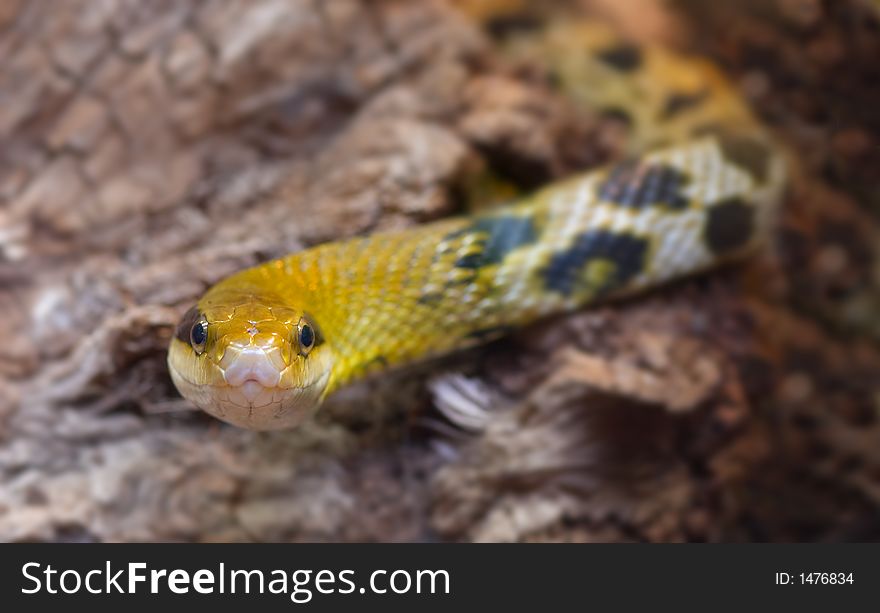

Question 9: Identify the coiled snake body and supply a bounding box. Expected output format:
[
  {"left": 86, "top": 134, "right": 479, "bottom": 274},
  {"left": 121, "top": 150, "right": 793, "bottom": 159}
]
[{"left": 168, "top": 23, "right": 786, "bottom": 430}]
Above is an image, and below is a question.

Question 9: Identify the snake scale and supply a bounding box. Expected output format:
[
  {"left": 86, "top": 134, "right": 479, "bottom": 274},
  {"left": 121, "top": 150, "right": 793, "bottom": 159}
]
[{"left": 167, "top": 22, "right": 786, "bottom": 430}]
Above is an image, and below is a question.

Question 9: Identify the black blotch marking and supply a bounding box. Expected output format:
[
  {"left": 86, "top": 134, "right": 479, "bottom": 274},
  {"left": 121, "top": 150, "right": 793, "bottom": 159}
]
[
  {"left": 543, "top": 230, "right": 648, "bottom": 296},
  {"left": 467, "top": 325, "right": 513, "bottom": 342},
  {"left": 175, "top": 305, "right": 202, "bottom": 345},
  {"left": 661, "top": 90, "right": 707, "bottom": 119},
  {"left": 704, "top": 197, "right": 755, "bottom": 255},
  {"left": 597, "top": 44, "right": 643, "bottom": 72},
  {"left": 449, "top": 216, "right": 538, "bottom": 270},
  {"left": 716, "top": 133, "right": 772, "bottom": 183},
  {"left": 454, "top": 253, "right": 484, "bottom": 270},
  {"left": 597, "top": 160, "right": 690, "bottom": 210}
]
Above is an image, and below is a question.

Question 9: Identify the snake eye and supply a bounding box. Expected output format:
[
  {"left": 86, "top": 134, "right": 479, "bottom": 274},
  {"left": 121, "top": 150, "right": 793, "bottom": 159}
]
[
  {"left": 294, "top": 315, "right": 323, "bottom": 357},
  {"left": 175, "top": 306, "right": 208, "bottom": 355},
  {"left": 190, "top": 319, "right": 208, "bottom": 354},
  {"left": 298, "top": 322, "right": 315, "bottom": 355}
]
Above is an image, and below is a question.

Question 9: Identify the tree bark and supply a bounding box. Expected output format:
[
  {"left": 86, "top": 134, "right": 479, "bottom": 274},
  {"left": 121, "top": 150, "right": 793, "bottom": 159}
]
[{"left": 1, "top": 0, "right": 878, "bottom": 542}]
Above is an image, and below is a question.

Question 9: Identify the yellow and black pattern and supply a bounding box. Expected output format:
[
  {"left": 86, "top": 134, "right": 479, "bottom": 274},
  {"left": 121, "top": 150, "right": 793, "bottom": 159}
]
[{"left": 167, "top": 23, "right": 786, "bottom": 430}]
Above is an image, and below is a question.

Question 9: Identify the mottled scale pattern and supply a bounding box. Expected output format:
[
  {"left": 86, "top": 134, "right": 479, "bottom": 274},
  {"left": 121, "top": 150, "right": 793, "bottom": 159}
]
[
  {"left": 168, "top": 21, "right": 787, "bottom": 427},
  {"left": 224, "top": 132, "right": 783, "bottom": 394}
]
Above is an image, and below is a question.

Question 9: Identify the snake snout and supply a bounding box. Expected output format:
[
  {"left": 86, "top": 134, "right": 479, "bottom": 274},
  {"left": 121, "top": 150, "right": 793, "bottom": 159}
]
[{"left": 221, "top": 346, "right": 285, "bottom": 388}]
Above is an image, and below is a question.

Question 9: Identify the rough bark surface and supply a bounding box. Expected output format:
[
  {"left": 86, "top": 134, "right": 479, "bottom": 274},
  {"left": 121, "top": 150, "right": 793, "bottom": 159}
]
[{"left": 1, "top": 0, "right": 878, "bottom": 542}]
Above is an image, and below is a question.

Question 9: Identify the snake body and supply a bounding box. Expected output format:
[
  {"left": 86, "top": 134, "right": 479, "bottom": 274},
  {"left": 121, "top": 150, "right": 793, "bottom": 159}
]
[{"left": 168, "top": 22, "right": 786, "bottom": 430}]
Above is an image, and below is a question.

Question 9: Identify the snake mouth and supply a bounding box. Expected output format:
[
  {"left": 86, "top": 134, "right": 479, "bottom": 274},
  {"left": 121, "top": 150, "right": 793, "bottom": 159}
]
[
  {"left": 168, "top": 339, "right": 330, "bottom": 430},
  {"left": 222, "top": 379, "right": 287, "bottom": 411},
  {"left": 205, "top": 371, "right": 327, "bottom": 430},
  {"left": 216, "top": 345, "right": 292, "bottom": 413}
]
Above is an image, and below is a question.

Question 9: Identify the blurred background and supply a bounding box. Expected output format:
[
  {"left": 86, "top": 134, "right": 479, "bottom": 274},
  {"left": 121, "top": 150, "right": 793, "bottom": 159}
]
[{"left": 0, "top": 0, "right": 878, "bottom": 542}]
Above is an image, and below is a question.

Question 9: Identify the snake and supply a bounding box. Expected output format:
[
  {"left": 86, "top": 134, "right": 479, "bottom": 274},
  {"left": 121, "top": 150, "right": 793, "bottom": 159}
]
[{"left": 167, "top": 21, "right": 786, "bottom": 430}]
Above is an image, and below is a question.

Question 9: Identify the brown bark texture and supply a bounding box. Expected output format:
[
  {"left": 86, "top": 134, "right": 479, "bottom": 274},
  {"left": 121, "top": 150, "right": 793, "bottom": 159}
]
[{"left": 1, "top": 0, "right": 879, "bottom": 542}]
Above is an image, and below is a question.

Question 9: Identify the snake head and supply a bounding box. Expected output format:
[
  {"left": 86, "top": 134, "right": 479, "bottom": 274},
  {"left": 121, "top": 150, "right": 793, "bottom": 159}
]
[{"left": 167, "top": 289, "right": 333, "bottom": 430}]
